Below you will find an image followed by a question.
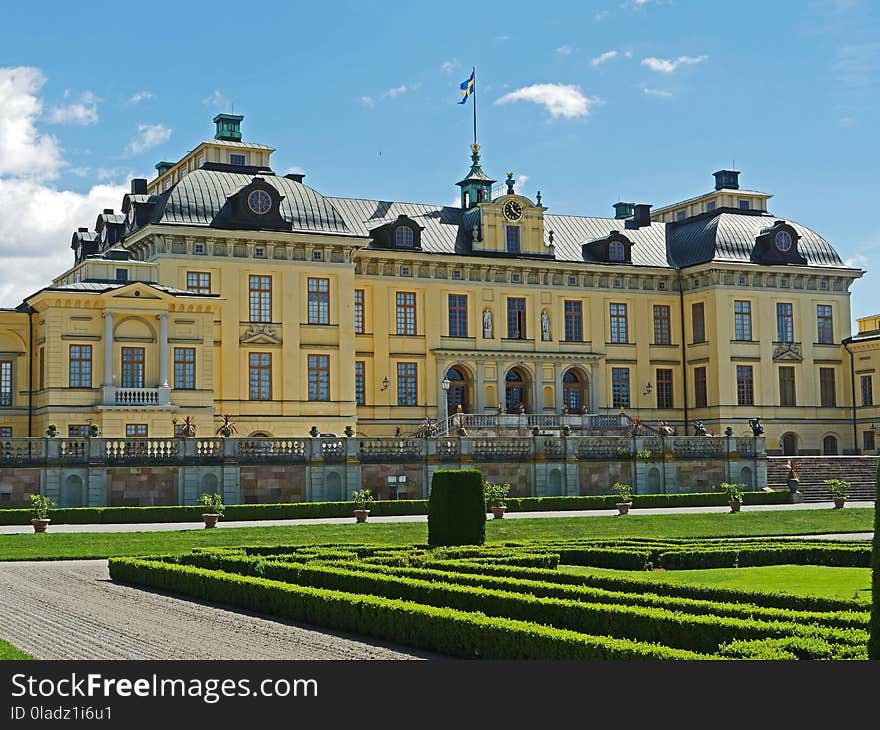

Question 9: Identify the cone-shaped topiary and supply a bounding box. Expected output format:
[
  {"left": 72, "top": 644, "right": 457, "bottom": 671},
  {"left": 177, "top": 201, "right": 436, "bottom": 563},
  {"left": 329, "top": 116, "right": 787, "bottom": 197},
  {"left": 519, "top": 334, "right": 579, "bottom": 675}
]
[
  {"left": 870, "top": 460, "right": 880, "bottom": 659},
  {"left": 428, "top": 469, "right": 485, "bottom": 547}
]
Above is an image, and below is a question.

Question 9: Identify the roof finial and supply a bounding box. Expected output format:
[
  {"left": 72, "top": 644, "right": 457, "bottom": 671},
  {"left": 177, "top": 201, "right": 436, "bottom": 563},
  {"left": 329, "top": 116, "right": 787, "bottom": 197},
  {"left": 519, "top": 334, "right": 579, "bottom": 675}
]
[
  {"left": 506, "top": 172, "right": 515, "bottom": 195},
  {"left": 536, "top": 190, "right": 542, "bottom": 206}
]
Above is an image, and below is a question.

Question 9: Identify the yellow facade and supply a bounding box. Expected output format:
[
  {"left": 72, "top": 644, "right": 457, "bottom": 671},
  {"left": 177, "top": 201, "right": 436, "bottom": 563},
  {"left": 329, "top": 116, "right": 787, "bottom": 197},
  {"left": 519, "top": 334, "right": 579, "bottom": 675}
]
[{"left": 0, "top": 117, "right": 864, "bottom": 454}]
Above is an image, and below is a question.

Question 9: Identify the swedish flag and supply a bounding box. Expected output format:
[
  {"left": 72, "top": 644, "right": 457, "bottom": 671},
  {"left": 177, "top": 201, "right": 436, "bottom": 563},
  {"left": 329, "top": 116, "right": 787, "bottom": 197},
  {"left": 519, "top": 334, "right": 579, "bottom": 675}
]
[{"left": 458, "top": 69, "right": 475, "bottom": 104}]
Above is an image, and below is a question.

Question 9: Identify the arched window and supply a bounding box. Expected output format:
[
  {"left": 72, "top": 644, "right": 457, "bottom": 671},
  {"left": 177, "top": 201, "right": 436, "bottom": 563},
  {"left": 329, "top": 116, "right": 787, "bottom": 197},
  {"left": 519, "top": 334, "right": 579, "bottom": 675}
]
[
  {"left": 395, "top": 226, "right": 414, "bottom": 248},
  {"left": 562, "top": 369, "right": 587, "bottom": 412},
  {"left": 823, "top": 435, "right": 839, "bottom": 456},
  {"left": 609, "top": 240, "right": 625, "bottom": 262}
]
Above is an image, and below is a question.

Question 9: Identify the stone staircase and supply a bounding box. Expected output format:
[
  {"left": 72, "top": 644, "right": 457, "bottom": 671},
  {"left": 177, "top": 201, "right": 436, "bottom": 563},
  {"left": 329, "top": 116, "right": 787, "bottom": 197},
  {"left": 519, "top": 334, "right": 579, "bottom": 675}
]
[{"left": 767, "top": 456, "right": 878, "bottom": 502}]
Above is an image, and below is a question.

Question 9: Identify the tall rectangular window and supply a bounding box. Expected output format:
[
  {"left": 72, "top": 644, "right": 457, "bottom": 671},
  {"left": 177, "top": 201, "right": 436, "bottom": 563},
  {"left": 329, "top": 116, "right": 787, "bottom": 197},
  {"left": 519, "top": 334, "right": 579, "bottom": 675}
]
[
  {"left": 354, "top": 289, "right": 365, "bottom": 334},
  {"left": 817, "top": 305, "right": 833, "bottom": 344},
  {"left": 653, "top": 305, "right": 671, "bottom": 345},
  {"left": 507, "top": 297, "right": 526, "bottom": 339},
  {"left": 0, "top": 361, "right": 11, "bottom": 407},
  {"left": 355, "top": 361, "right": 365, "bottom": 405},
  {"left": 125, "top": 424, "right": 148, "bottom": 437},
  {"left": 248, "top": 275, "right": 272, "bottom": 323},
  {"left": 448, "top": 294, "right": 468, "bottom": 337},
  {"left": 610, "top": 303, "right": 628, "bottom": 343},
  {"left": 779, "top": 366, "right": 796, "bottom": 406},
  {"left": 186, "top": 272, "right": 211, "bottom": 294},
  {"left": 736, "top": 365, "right": 754, "bottom": 406},
  {"left": 505, "top": 225, "right": 521, "bottom": 253},
  {"left": 692, "top": 302, "right": 705, "bottom": 343},
  {"left": 396, "top": 292, "right": 416, "bottom": 335},
  {"left": 734, "top": 301, "right": 752, "bottom": 341},
  {"left": 121, "top": 347, "right": 145, "bottom": 388},
  {"left": 656, "top": 368, "right": 674, "bottom": 409},
  {"left": 68, "top": 425, "right": 90, "bottom": 437},
  {"left": 308, "top": 354, "right": 330, "bottom": 401},
  {"left": 861, "top": 374, "right": 873, "bottom": 407},
  {"left": 174, "top": 348, "right": 195, "bottom": 389},
  {"left": 776, "top": 302, "right": 794, "bottom": 342},
  {"left": 865, "top": 430, "right": 876, "bottom": 452},
  {"left": 248, "top": 352, "right": 271, "bottom": 400},
  {"left": 564, "top": 300, "right": 583, "bottom": 342},
  {"left": 611, "top": 367, "right": 630, "bottom": 409},
  {"left": 694, "top": 367, "right": 707, "bottom": 408},
  {"left": 820, "top": 368, "right": 836, "bottom": 407},
  {"left": 397, "top": 362, "right": 417, "bottom": 406},
  {"left": 69, "top": 344, "right": 92, "bottom": 388},
  {"left": 307, "top": 278, "right": 330, "bottom": 324}
]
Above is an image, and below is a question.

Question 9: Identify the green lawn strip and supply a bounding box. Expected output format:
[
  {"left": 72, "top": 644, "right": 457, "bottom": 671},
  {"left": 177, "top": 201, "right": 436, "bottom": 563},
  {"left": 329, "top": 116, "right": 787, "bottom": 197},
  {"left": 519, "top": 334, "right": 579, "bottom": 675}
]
[
  {"left": 559, "top": 564, "right": 873, "bottom": 603},
  {"left": 0, "top": 639, "right": 33, "bottom": 660},
  {"left": 0, "top": 508, "right": 872, "bottom": 561}
]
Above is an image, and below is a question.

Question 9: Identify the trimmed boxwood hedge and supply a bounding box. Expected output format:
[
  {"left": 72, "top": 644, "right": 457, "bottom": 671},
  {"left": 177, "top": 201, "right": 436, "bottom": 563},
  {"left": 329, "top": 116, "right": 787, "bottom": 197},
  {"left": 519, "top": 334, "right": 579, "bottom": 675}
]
[
  {"left": 109, "top": 557, "right": 706, "bottom": 660},
  {"left": 428, "top": 470, "right": 485, "bottom": 547},
  {"left": 0, "top": 489, "right": 790, "bottom": 525}
]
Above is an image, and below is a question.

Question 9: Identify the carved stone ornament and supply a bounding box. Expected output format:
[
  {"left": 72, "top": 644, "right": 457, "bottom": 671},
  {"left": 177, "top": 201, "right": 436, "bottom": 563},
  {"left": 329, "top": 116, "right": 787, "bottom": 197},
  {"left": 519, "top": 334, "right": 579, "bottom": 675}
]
[
  {"left": 240, "top": 323, "right": 282, "bottom": 345},
  {"left": 772, "top": 341, "right": 802, "bottom": 362}
]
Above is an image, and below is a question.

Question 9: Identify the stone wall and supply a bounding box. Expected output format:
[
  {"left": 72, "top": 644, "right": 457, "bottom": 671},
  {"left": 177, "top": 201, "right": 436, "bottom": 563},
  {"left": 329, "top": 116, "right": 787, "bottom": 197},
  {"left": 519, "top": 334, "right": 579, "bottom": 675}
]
[
  {"left": 579, "top": 462, "right": 634, "bottom": 496},
  {"left": 0, "top": 468, "right": 41, "bottom": 508},
  {"left": 108, "top": 467, "right": 177, "bottom": 507},
  {"left": 240, "top": 465, "right": 307, "bottom": 503}
]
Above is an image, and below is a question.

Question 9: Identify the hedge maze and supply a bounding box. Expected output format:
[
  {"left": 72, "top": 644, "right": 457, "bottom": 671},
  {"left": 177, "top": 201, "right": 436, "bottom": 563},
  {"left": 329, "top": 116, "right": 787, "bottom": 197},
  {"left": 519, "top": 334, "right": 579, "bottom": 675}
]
[{"left": 109, "top": 537, "right": 871, "bottom": 660}]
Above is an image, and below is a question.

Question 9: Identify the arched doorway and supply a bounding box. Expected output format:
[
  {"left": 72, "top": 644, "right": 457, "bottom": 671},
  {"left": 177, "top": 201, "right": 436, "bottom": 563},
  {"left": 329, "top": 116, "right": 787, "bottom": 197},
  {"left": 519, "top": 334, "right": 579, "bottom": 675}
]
[
  {"left": 562, "top": 368, "right": 589, "bottom": 413},
  {"left": 823, "top": 435, "right": 839, "bottom": 455},
  {"left": 61, "top": 475, "right": 85, "bottom": 508},
  {"left": 445, "top": 366, "right": 470, "bottom": 413},
  {"left": 547, "top": 469, "right": 563, "bottom": 496},
  {"left": 781, "top": 433, "right": 798, "bottom": 456},
  {"left": 201, "top": 473, "right": 218, "bottom": 495},
  {"left": 505, "top": 367, "right": 531, "bottom": 413}
]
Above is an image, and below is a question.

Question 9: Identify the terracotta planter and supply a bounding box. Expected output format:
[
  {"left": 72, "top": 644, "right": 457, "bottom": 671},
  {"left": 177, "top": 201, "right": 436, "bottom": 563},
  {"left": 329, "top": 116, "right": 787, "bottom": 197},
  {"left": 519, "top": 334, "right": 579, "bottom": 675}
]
[
  {"left": 202, "top": 513, "right": 220, "bottom": 528},
  {"left": 833, "top": 497, "right": 846, "bottom": 509},
  {"left": 616, "top": 502, "right": 631, "bottom": 515},
  {"left": 31, "top": 518, "right": 50, "bottom": 533},
  {"left": 729, "top": 501, "right": 741, "bottom": 513},
  {"left": 354, "top": 509, "right": 370, "bottom": 523},
  {"left": 491, "top": 506, "right": 506, "bottom": 519}
]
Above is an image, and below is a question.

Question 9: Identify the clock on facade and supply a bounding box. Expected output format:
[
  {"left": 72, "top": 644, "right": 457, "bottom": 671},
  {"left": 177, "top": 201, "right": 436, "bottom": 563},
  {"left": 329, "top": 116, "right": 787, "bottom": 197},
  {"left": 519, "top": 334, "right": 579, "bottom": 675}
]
[
  {"left": 775, "top": 230, "right": 792, "bottom": 252},
  {"left": 248, "top": 189, "right": 272, "bottom": 215},
  {"left": 503, "top": 200, "right": 523, "bottom": 221}
]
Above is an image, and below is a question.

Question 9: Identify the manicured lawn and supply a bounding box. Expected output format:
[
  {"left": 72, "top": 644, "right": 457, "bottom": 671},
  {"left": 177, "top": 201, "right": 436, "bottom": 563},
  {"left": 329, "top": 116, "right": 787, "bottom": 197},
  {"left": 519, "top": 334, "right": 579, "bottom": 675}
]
[
  {"left": 560, "top": 564, "right": 873, "bottom": 602},
  {"left": 0, "top": 639, "right": 32, "bottom": 660},
  {"left": 0, "top": 507, "right": 872, "bottom": 561}
]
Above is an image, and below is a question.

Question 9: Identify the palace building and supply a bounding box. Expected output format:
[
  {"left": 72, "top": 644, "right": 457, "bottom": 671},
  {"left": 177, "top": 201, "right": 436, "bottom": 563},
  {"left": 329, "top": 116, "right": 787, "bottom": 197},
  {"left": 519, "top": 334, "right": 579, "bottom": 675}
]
[{"left": 0, "top": 114, "right": 870, "bottom": 454}]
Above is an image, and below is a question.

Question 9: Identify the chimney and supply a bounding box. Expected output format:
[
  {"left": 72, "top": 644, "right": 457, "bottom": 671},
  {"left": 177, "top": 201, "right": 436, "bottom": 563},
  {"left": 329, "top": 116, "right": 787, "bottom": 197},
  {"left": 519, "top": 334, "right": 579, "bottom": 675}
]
[
  {"left": 77, "top": 227, "right": 88, "bottom": 233},
  {"left": 713, "top": 169, "right": 740, "bottom": 191},
  {"left": 633, "top": 204, "right": 652, "bottom": 227},
  {"left": 130, "top": 178, "right": 147, "bottom": 195},
  {"left": 103, "top": 209, "right": 114, "bottom": 215},
  {"left": 613, "top": 202, "right": 635, "bottom": 220}
]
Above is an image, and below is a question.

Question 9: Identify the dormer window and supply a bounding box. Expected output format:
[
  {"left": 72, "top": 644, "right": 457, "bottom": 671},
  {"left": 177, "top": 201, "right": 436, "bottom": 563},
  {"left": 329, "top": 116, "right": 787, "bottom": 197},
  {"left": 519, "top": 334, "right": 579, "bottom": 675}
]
[
  {"left": 230, "top": 153, "right": 246, "bottom": 166},
  {"left": 706, "top": 201, "right": 716, "bottom": 212},
  {"left": 395, "top": 226, "right": 414, "bottom": 248},
  {"left": 739, "top": 199, "right": 751, "bottom": 210},
  {"left": 116, "top": 268, "right": 128, "bottom": 282},
  {"left": 609, "top": 240, "right": 625, "bottom": 262}
]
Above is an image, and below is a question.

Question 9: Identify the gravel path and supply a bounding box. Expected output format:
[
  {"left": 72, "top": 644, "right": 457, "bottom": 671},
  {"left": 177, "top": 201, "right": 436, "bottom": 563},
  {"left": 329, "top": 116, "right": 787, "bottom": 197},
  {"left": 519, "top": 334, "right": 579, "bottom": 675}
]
[{"left": 0, "top": 560, "right": 434, "bottom": 660}]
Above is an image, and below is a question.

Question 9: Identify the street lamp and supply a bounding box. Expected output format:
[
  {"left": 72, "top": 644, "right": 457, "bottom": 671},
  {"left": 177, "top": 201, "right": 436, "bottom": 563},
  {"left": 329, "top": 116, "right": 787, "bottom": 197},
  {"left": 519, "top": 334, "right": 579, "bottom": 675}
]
[
  {"left": 643, "top": 382, "right": 653, "bottom": 397},
  {"left": 441, "top": 376, "right": 451, "bottom": 428},
  {"left": 380, "top": 377, "right": 389, "bottom": 391}
]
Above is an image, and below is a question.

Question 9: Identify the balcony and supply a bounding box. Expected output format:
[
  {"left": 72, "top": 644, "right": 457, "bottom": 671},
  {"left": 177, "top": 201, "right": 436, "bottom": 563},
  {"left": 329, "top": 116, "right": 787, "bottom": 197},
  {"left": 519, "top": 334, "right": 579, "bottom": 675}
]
[{"left": 99, "top": 385, "right": 173, "bottom": 409}]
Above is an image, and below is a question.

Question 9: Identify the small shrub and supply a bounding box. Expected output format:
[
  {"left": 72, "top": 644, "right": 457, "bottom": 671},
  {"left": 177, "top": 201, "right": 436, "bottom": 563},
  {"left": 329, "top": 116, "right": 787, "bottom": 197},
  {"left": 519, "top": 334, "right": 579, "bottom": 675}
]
[
  {"left": 720, "top": 482, "right": 745, "bottom": 502},
  {"left": 198, "top": 492, "right": 224, "bottom": 516},
  {"left": 428, "top": 469, "right": 485, "bottom": 547},
  {"left": 352, "top": 489, "right": 374, "bottom": 511},
  {"left": 824, "top": 479, "right": 850, "bottom": 498},
  {"left": 612, "top": 482, "right": 633, "bottom": 503},
  {"left": 483, "top": 482, "right": 511, "bottom": 509},
  {"left": 30, "top": 494, "right": 54, "bottom": 520}
]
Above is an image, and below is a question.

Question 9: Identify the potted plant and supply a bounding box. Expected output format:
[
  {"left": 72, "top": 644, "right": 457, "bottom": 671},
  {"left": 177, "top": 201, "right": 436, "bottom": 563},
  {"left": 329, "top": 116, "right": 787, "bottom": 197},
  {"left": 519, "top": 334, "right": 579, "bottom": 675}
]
[
  {"left": 45, "top": 424, "right": 58, "bottom": 438},
  {"left": 612, "top": 481, "right": 633, "bottom": 515},
  {"left": 636, "top": 449, "right": 652, "bottom": 461},
  {"left": 484, "top": 481, "right": 511, "bottom": 519},
  {"left": 825, "top": 479, "right": 850, "bottom": 509},
  {"left": 198, "top": 491, "right": 224, "bottom": 528},
  {"left": 352, "top": 488, "right": 374, "bottom": 522},
  {"left": 215, "top": 415, "right": 237, "bottom": 438},
  {"left": 30, "top": 494, "right": 54, "bottom": 533},
  {"left": 721, "top": 482, "right": 745, "bottom": 513},
  {"left": 88, "top": 423, "right": 100, "bottom": 437}
]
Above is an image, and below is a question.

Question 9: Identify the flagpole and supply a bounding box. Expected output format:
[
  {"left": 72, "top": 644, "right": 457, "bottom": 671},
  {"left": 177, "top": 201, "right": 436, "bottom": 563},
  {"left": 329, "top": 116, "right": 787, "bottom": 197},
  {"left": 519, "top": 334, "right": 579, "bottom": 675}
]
[{"left": 472, "top": 66, "right": 477, "bottom": 145}]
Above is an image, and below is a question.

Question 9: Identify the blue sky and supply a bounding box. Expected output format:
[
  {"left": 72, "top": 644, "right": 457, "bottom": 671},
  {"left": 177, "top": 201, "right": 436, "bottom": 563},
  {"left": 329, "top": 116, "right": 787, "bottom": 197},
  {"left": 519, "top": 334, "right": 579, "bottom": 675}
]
[{"left": 0, "top": 0, "right": 878, "bottom": 323}]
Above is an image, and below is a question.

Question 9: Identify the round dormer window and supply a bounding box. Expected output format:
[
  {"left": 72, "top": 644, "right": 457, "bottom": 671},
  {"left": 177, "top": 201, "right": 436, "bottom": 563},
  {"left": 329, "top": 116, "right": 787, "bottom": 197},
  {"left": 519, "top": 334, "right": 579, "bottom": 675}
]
[
  {"left": 247, "top": 189, "right": 271, "bottom": 215},
  {"left": 775, "top": 230, "right": 792, "bottom": 252}
]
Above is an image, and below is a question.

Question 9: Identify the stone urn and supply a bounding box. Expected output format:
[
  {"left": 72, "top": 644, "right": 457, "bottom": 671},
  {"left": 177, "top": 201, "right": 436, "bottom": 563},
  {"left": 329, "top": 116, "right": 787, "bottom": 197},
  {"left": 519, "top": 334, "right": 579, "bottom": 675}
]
[
  {"left": 729, "top": 500, "right": 742, "bottom": 513},
  {"left": 202, "top": 513, "right": 220, "bottom": 529},
  {"left": 616, "top": 502, "right": 631, "bottom": 516},
  {"left": 354, "top": 509, "right": 370, "bottom": 523},
  {"left": 491, "top": 506, "right": 506, "bottom": 519},
  {"left": 31, "top": 518, "right": 50, "bottom": 533}
]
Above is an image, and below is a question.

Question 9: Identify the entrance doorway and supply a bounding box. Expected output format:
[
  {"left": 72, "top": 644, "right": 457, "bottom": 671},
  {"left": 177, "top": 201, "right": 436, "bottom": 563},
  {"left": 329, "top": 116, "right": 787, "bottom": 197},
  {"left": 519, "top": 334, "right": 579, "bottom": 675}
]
[
  {"left": 781, "top": 433, "right": 798, "bottom": 456},
  {"left": 445, "top": 366, "right": 470, "bottom": 413},
  {"left": 505, "top": 367, "right": 531, "bottom": 413},
  {"left": 562, "top": 368, "right": 588, "bottom": 413}
]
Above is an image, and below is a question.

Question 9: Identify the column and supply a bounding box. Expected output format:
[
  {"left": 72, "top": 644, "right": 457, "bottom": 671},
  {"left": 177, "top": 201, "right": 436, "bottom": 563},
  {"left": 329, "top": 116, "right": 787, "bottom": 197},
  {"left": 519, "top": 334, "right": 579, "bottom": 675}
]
[
  {"left": 102, "top": 312, "right": 113, "bottom": 386},
  {"left": 475, "top": 361, "right": 484, "bottom": 414},
  {"left": 554, "top": 361, "right": 564, "bottom": 413},
  {"left": 157, "top": 313, "right": 169, "bottom": 387},
  {"left": 590, "top": 361, "right": 600, "bottom": 413}
]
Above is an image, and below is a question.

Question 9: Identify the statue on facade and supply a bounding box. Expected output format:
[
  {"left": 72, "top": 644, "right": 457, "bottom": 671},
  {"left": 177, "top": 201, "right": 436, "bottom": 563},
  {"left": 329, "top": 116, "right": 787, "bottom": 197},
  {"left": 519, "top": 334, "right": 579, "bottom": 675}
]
[
  {"left": 483, "top": 309, "right": 493, "bottom": 339},
  {"left": 497, "top": 402, "right": 504, "bottom": 415},
  {"left": 471, "top": 222, "right": 480, "bottom": 242},
  {"left": 541, "top": 310, "right": 551, "bottom": 341},
  {"left": 693, "top": 420, "right": 707, "bottom": 437},
  {"left": 748, "top": 418, "right": 764, "bottom": 437}
]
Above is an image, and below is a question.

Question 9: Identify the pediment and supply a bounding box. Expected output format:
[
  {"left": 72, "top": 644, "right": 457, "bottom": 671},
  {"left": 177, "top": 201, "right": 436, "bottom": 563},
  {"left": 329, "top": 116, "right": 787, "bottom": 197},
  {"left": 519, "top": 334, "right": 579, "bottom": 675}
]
[
  {"left": 109, "top": 284, "right": 169, "bottom": 301},
  {"left": 240, "top": 323, "right": 282, "bottom": 345}
]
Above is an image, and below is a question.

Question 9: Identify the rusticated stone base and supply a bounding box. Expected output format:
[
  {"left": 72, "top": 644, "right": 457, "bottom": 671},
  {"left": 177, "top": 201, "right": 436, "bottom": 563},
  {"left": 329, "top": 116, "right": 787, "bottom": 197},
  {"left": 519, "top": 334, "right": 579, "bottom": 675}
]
[
  {"left": 108, "top": 468, "right": 177, "bottom": 506},
  {"left": 240, "top": 465, "right": 307, "bottom": 503}
]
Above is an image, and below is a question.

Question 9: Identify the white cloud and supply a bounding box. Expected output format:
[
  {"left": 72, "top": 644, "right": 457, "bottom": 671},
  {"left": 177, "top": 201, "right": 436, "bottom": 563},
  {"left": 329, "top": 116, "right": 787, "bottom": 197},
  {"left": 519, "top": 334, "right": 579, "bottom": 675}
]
[
  {"left": 47, "top": 91, "right": 101, "bottom": 126},
  {"left": 360, "top": 96, "right": 375, "bottom": 108},
  {"left": 641, "top": 55, "right": 708, "bottom": 73},
  {"left": 495, "top": 83, "right": 600, "bottom": 119},
  {"left": 594, "top": 10, "right": 609, "bottom": 20},
  {"left": 385, "top": 84, "right": 408, "bottom": 98},
  {"left": 201, "top": 89, "right": 229, "bottom": 108},
  {"left": 556, "top": 45, "right": 575, "bottom": 55},
  {"left": 495, "top": 35, "right": 511, "bottom": 42},
  {"left": 361, "top": 84, "right": 417, "bottom": 108},
  {"left": 441, "top": 60, "right": 459, "bottom": 73},
  {"left": 127, "top": 123, "right": 172, "bottom": 155},
  {"left": 0, "top": 67, "right": 62, "bottom": 178},
  {"left": 643, "top": 87, "right": 673, "bottom": 97},
  {"left": 284, "top": 165, "right": 306, "bottom": 176},
  {"left": 592, "top": 50, "right": 619, "bottom": 66},
  {"left": 128, "top": 91, "right": 155, "bottom": 104}
]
